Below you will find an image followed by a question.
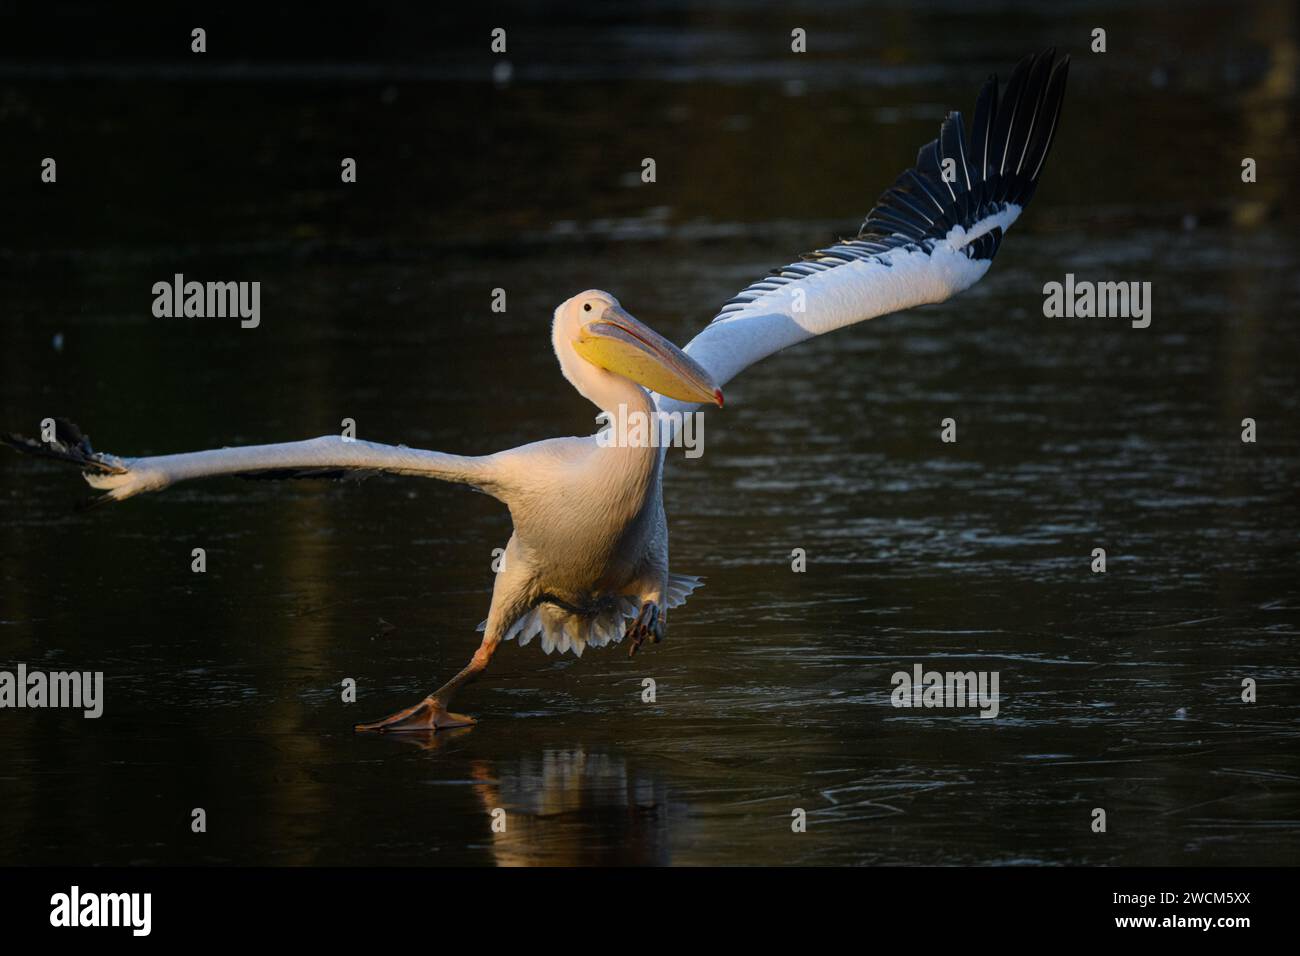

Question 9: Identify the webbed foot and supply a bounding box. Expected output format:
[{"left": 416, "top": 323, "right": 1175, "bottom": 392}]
[
  {"left": 626, "top": 601, "right": 664, "bottom": 657},
  {"left": 354, "top": 696, "right": 476, "bottom": 733}
]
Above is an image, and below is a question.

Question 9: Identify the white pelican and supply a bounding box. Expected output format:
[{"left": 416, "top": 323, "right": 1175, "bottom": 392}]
[{"left": 4, "top": 51, "right": 1069, "bottom": 732}]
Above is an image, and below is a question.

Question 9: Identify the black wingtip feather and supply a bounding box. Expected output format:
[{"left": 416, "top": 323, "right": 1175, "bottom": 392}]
[
  {"left": 711, "top": 50, "right": 1068, "bottom": 321},
  {"left": 969, "top": 74, "right": 999, "bottom": 181},
  {"left": 858, "top": 48, "right": 1068, "bottom": 260},
  {"left": 1, "top": 418, "right": 127, "bottom": 475},
  {"left": 1026, "top": 55, "right": 1070, "bottom": 181}
]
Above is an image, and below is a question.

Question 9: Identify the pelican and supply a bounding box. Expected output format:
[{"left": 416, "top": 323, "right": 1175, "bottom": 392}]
[{"left": 4, "top": 51, "right": 1069, "bottom": 732}]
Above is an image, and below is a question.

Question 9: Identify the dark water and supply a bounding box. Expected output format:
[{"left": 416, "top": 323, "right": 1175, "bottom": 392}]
[{"left": 1, "top": 3, "right": 1298, "bottom": 865}]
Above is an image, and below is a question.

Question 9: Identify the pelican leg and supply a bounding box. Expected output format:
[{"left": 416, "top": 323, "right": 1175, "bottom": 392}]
[
  {"left": 354, "top": 646, "right": 494, "bottom": 733},
  {"left": 626, "top": 601, "right": 663, "bottom": 658},
  {"left": 357, "top": 536, "right": 534, "bottom": 733}
]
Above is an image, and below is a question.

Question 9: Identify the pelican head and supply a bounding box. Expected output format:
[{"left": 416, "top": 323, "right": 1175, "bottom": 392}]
[{"left": 553, "top": 290, "right": 724, "bottom": 407}]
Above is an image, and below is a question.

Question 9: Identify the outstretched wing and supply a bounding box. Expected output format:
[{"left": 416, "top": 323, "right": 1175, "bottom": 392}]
[
  {"left": 2, "top": 418, "right": 507, "bottom": 506},
  {"left": 657, "top": 49, "right": 1068, "bottom": 419}
]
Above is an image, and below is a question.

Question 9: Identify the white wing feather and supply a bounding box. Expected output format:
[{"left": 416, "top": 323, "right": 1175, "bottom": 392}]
[{"left": 656, "top": 50, "right": 1069, "bottom": 427}]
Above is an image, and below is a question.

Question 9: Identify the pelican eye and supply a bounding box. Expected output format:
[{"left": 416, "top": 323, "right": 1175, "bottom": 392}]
[{"left": 583, "top": 303, "right": 592, "bottom": 312}]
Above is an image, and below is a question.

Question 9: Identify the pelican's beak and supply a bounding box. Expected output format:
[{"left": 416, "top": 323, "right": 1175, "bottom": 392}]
[{"left": 574, "top": 304, "right": 724, "bottom": 406}]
